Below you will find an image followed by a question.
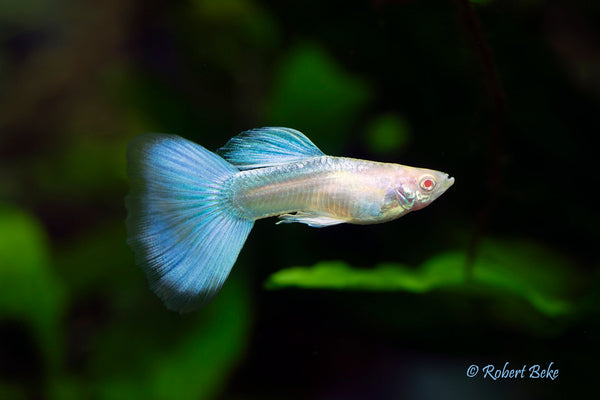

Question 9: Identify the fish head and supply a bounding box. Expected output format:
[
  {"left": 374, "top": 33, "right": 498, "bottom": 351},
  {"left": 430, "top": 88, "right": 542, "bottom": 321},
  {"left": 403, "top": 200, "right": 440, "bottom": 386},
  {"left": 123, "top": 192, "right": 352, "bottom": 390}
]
[
  {"left": 386, "top": 166, "right": 454, "bottom": 214},
  {"left": 378, "top": 165, "right": 453, "bottom": 222},
  {"left": 403, "top": 167, "right": 454, "bottom": 211}
]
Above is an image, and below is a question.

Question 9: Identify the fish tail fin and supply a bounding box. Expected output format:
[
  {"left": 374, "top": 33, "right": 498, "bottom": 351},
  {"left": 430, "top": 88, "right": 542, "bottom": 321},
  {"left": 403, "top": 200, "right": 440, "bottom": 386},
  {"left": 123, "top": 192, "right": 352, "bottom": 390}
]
[{"left": 125, "top": 134, "right": 254, "bottom": 313}]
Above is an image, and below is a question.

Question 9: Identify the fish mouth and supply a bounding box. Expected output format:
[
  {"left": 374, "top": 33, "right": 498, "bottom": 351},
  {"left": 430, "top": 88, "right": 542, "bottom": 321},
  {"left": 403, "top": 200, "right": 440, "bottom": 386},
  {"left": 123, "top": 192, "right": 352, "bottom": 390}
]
[{"left": 444, "top": 175, "right": 455, "bottom": 190}]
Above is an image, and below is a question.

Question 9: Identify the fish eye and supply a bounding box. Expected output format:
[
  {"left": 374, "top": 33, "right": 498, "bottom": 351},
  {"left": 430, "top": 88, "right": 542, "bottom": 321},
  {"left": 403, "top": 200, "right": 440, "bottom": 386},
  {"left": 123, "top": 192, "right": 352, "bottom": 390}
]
[{"left": 419, "top": 175, "right": 436, "bottom": 191}]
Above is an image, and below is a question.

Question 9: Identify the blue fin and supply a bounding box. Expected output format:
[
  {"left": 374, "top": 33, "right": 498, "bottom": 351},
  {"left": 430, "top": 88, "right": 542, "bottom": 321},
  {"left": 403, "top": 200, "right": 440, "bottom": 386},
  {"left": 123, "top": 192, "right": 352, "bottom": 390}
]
[
  {"left": 276, "top": 211, "right": 348, "bottom": 228},
  {"left": 217, "top": 127, "right": 325, "bottom": 170},
  {"left": 126, "top": 134, "right": 254, "bottom": 313}
]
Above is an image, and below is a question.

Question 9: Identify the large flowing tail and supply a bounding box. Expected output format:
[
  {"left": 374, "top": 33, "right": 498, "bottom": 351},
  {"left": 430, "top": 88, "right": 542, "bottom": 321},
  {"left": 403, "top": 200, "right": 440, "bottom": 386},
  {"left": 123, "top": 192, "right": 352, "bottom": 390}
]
[{"left": 126, "top": 134, "right": 254, "bottom": 313}]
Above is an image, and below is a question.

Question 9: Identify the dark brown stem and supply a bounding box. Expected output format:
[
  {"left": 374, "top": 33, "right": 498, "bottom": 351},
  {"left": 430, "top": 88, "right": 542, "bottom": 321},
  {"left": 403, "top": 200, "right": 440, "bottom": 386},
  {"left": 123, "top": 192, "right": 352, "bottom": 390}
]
[{"left": 452, "top": 0, "right": 507, "bottom": 277}]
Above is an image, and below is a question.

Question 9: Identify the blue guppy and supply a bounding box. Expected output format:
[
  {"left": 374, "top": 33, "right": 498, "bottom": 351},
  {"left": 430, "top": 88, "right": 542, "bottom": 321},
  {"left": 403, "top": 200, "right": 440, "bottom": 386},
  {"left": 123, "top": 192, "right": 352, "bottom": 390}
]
[{"left": 126, "top": 127, "right": 454, "bottom": 312}]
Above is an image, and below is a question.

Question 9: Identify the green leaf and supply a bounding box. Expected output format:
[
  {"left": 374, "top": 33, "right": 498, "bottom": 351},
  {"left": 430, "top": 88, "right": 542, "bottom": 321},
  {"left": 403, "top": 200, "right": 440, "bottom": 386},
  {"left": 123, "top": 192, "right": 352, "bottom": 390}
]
[
  {"left": 472, "top": 237, "right": 582, "bottom": 316},
  {"left": 266, "top": 237, "right": 587, "bottom": 317},
  {"left": 51, "top": 222, "right": 251, "bottom": 399},
  {"left": 365, "top": 113, "right": 411, "bottom": 154},
  {"left": 32, "top": 133, "right": 128, "bottom": 199},
  {"left": 53, "top": 223, "right": 138, "bottom": 300},
  {"left": 0, "top": 203, "right": 65, "bottom": 370},
  {"left": 266, "top": 43, "right": 373, "bottom": 151},
  {"left": 266, "top": 257, "right": 462, "bottom": 293},
  {"left": 191, "top": 0, "right": 278, "bottom": 47},
  {"left": 87, "top": 274, "right": 252, "bottom": 400}
]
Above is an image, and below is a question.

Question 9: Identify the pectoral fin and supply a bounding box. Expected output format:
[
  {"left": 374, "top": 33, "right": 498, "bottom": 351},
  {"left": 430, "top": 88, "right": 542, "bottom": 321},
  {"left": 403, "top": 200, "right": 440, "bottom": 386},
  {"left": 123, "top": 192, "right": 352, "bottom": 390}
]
[{"left": 276, "top": 211, "right": 348, "bottom": 228}]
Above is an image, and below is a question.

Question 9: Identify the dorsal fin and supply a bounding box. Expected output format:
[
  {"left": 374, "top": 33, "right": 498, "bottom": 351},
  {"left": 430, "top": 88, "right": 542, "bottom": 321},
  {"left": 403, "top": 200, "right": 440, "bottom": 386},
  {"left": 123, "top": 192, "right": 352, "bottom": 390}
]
[{"left": 217, "top": 127, "right": 325, "bottom": 170}]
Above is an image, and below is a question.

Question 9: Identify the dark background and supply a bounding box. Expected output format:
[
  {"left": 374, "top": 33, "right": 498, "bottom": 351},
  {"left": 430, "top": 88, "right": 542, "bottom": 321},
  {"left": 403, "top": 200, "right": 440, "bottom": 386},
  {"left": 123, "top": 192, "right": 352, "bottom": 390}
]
[{"left": 1, "top": 0, "right": 599, "bottom": 398}]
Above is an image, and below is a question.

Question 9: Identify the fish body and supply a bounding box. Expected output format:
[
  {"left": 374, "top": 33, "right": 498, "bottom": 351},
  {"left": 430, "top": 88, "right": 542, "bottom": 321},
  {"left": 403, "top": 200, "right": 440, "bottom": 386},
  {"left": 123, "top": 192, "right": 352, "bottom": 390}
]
[
  {"left": 226, "top": 156, "right": 452, "bottom": 225},
  {"left": 126, "top": 127, "right": 454, "bottom": 312}
]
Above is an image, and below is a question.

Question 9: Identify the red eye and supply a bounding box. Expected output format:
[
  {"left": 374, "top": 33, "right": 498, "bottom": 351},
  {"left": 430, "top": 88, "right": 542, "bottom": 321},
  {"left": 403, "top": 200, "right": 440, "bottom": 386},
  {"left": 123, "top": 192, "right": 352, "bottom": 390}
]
[{"left": 419, "top": 176, "right": 436, "bottom": 191}]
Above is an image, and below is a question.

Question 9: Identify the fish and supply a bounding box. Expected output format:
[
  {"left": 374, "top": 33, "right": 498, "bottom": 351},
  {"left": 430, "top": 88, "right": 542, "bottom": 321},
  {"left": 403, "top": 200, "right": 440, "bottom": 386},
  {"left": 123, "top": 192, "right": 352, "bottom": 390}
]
[{"left": 126, "top": 127, "right": 454, "bottom": 312}]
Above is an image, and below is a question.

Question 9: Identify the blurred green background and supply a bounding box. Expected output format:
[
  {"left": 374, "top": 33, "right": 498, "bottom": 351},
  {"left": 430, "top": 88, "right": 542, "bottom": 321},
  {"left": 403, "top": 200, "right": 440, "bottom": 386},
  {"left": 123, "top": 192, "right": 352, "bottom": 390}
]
[{"left": 1, "top": 0, "right": 599, "bottom": 398}]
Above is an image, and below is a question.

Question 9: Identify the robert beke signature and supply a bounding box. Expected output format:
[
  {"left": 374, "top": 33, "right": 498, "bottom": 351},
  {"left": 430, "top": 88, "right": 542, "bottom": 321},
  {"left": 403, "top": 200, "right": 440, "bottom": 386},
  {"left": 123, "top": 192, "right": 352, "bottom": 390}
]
[{"left": 466, "top": 362, "right": 558, "bottom": 380}]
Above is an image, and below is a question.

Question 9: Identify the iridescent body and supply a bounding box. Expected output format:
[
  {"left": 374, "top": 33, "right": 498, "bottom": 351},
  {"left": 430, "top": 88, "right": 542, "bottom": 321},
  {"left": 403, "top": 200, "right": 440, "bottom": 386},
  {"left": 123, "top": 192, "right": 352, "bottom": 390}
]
[
  {"left": 126, "top": 127, "right": 454, "bottom": 312},
  {"left": 225, "top": 156, "right": 453, "bottom": 226}
]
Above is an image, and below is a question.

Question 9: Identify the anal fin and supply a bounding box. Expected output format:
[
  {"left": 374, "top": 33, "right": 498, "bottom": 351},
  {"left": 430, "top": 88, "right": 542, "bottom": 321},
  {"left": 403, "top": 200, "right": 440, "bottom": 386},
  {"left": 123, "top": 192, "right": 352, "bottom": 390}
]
[{"left": 276, "top": 211, "right": 348, "bottom": 228}]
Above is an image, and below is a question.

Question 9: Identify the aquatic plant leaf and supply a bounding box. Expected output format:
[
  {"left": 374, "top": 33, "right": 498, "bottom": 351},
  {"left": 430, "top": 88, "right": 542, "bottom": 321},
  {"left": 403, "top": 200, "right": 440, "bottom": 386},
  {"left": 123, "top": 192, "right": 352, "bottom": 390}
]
[
  {"left": 365, "top": 113, "right": 411, "bottom": 154},
  {"left": 266, "top": 237, "right": 586, "bottom": 317},
  {"left": 32, "top": 133, "right": 129, "bottom": 198},
  {"left": 472, "top": 237, "right": 582, "bottom": 316},
  {"left": 89, "top": 274, "right": 251, "bottom": 400},
  {"left": 51, "top": 221, "right": 251, "bottom": 399},
  {"left": 266, "top": 257, "right": 462, "bottom": 293},
  {"left": 150, "top": 282, "right": 250, "bottom": 399},
  {"left": 53, "top": 223, "right": 138, "bottom": 299},
  {"left": 266, "top": 43, "right": 372, "bottom": 150},
  {"left": 191, "top": 0, "right": 278, "bottom": 47},
  {"left": 0, "top": 203, "right": 65, "bottom": 370}
]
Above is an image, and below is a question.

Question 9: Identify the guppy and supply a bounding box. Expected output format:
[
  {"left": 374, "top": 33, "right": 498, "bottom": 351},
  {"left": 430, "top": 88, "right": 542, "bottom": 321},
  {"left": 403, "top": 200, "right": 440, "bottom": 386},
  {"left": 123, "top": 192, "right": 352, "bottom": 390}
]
[{"left": 126, "top": 127, "right": 454, "bottom": 312}]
